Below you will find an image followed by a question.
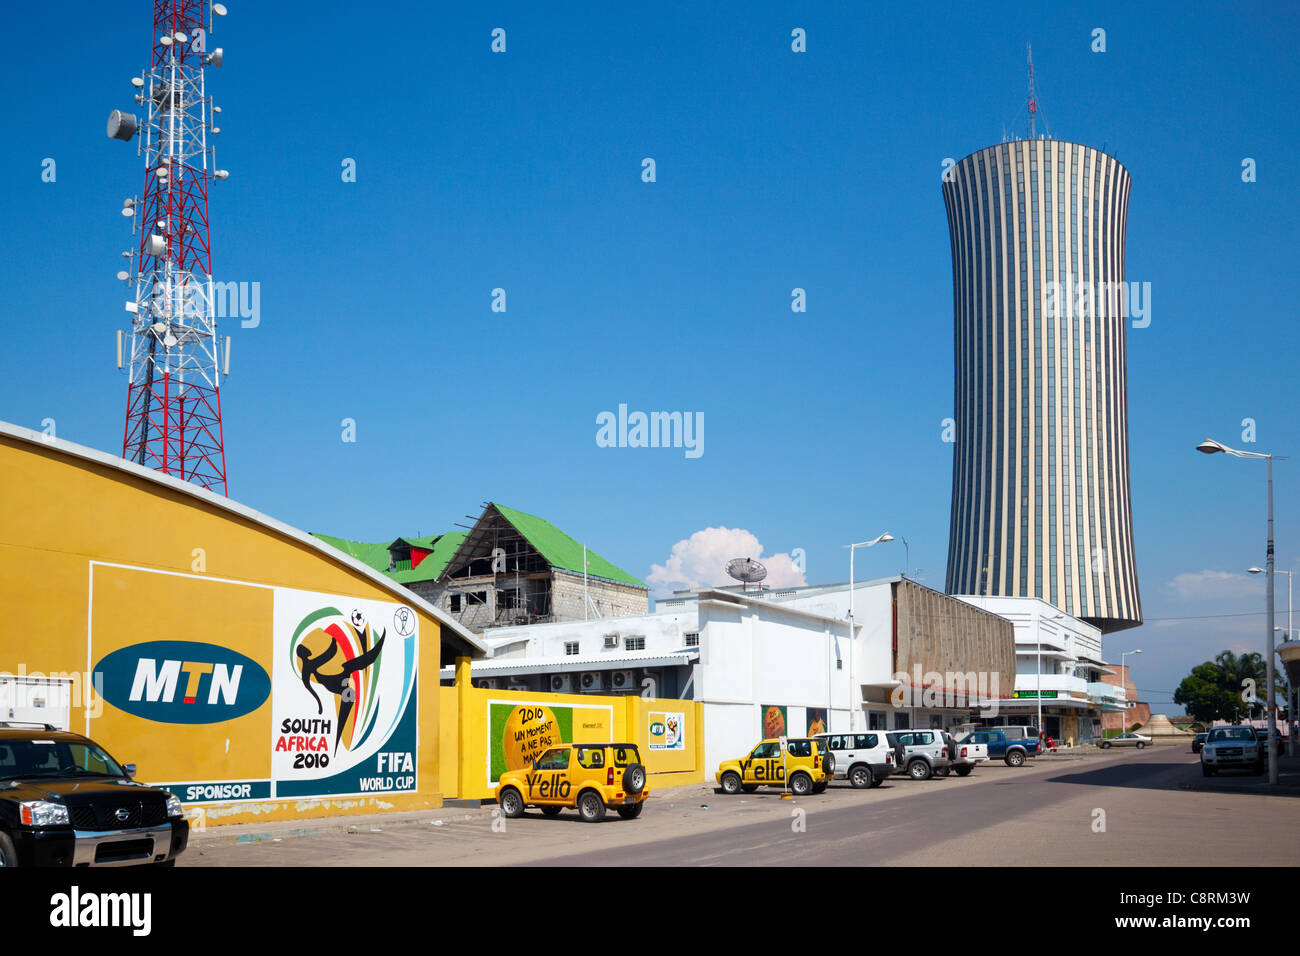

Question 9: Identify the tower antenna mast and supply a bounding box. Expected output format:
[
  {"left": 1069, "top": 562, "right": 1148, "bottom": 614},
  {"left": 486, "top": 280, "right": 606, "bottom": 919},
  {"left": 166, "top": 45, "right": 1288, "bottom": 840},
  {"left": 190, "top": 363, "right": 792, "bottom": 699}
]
[
  {"left": 1026, "top": 42, "right": 1038, "bottom": 140},
  {"left": 107, "top": 2, "right": 232, "bottom": 494}
]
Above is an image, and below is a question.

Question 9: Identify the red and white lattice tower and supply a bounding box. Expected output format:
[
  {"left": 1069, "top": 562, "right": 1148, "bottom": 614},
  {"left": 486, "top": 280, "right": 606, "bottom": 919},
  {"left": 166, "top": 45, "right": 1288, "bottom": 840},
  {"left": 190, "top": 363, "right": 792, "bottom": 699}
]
[{"left": 108, "top": 2, "right": 230, "bottom": 494}]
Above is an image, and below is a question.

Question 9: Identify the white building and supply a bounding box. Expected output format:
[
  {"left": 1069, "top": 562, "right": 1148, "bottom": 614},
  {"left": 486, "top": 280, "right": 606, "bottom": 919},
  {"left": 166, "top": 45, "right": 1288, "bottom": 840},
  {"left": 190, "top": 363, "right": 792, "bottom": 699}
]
[
  {"left": 445, "top": 577, "right": 1017, "bottom": 773},
  {"left": 952, "top": 594, "right": 1129, "bottom": 743}
]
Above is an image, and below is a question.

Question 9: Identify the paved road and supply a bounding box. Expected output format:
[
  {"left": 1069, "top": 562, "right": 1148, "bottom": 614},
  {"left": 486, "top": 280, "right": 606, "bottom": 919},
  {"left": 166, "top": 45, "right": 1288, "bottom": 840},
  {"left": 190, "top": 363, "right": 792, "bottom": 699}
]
[{"left": 184, "top": 746, "right": 1300, "bottom": 866}]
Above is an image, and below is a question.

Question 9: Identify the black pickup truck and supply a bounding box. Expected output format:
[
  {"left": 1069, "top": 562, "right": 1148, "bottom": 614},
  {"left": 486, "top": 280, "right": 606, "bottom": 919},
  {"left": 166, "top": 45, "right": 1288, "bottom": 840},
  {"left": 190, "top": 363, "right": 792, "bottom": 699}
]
[{"left": 0, "top": 723, "right": 188, "bottom": 867}]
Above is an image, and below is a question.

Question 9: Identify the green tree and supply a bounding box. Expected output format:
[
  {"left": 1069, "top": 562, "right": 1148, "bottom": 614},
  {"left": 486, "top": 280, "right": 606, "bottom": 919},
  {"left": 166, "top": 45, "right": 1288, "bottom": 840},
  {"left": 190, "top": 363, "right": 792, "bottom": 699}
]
[{"left": 1174, "top": 661, "right": 1239, "bottom": 723}]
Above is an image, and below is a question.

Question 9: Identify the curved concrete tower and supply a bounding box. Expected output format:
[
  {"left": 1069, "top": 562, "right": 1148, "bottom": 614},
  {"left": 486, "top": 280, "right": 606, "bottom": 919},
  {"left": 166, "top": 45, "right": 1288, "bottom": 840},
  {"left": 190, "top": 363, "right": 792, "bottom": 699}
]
[{"left": 942, "top": 139, "right": 1141, "bottom": 632}]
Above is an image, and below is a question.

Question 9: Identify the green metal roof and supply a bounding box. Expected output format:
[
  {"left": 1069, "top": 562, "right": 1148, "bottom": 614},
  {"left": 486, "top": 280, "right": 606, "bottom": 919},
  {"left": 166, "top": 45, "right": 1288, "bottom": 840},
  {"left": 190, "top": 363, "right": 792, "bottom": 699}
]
[
  {"left": 491, "top": 503, "right": 646, "bottom": 588},
  {"left": 314, "top": 505, "right": 644, "bottom": 590},
  {"left": 312, "top": 531, "right": 467, "bottom": 585}
]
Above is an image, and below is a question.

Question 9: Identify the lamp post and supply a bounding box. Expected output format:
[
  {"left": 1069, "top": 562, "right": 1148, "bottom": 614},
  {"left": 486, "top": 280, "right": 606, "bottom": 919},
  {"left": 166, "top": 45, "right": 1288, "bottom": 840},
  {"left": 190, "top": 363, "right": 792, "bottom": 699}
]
[
  {"left": 1252, "top": 566, "right": 1292, "bottom": 757},
  {"left": 1119, "top": 649, "right": 1142, "bottom": 737},
  {"left": 1199, "top": 438, "right": 1281, "bottom": 785},
  {"left": 845, "top": 533, "right": 894, "bottom": 732}
]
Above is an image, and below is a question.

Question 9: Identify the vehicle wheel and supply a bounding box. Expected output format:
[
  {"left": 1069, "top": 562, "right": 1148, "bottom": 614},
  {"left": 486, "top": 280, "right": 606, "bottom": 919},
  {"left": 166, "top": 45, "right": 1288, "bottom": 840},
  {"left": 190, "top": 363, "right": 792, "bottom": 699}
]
[
  {"left": 954, "top": 765, "right": 972, "bottom": 777},
  {"left": 908, "top": 759, "right": 932, "bottom": 781},
  {"left": 720, "top": 771, "right": 742, "bottom": 795},
  {"left": 868, "top": 771, "right": 884, "bottom": 788},
  {"left": 849, "top": 765, "right": 873, "bottom": 789},
  {"left": 622, "top": 763, "right": 647, "bottom": 795},
  {"left": 1136, "top": 742, "right": 1145, "bottom": 750},
  {"left": 540, "top": 805, "right": 563, "bottom": 817},
  {"left": 789, "top": 772, "right": 813, "bottom": 795},
  {"left": 1100, "top": 741, "right": 1111, "bottom": 749},
  {"left": 1202, "top": 764, "right": 1214, "bottom": 776},
  {"left": 741, "top": 783, "right": 758, "bottom": 793},
  {"left": 616, "top": 803, "right": 644, "bottom": 819},
  {"left": 934, "top": 766, "right": 951, "bottom": 778},
  {"left": 0, "top": 831, "right": 18, "bottom": 867},
  {"left": 1005, "top": 750, "right": 1026, "bottom": 768},
  {"left": 577, "top": 790, "right": 607, "bottom": 823},
  {"left": 499, "top": 787, "right": 525, "bottom": 819},
  {"left": 811, "top": 781, "right": 828, "bottom": 794}
]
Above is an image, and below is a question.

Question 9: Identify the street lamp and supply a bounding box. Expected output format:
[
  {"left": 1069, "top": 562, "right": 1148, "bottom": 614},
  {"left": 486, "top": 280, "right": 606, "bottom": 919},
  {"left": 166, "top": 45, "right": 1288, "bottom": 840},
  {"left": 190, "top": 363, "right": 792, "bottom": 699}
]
[
  {"left": 845, "top": 533, "right": 894, "bottom": 731},
  {"left": 1119, "top": 649, "right": 1142, "bottom": 737},
  {"left": 1199, "top": 437, "right": 1282, "bottom": 784}
]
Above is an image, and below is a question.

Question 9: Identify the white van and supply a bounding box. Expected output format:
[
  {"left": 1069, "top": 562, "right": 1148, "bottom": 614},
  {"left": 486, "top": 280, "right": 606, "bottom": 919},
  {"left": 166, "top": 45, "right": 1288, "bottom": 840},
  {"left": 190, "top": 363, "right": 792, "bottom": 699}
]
[{"left": 813, "top": 732, "right": 896, "bottom": 788}]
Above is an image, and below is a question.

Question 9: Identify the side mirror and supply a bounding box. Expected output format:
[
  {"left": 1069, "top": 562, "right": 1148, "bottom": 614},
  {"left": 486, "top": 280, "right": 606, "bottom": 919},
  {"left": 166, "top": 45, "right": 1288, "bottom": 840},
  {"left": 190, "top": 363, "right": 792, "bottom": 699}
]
[{"left": 123, "top": 763, "right": 137, "bottom": 778}]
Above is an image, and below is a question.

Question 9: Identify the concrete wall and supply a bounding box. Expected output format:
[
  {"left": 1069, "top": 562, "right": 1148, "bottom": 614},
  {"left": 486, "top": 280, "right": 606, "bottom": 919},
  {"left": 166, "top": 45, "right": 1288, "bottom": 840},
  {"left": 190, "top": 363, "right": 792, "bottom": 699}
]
[
  {"left": 552, "top": 571, "right": 649, "bottom": 621},
  {"left": 894, "top": 579, "right": 1016, "bottom": 701}
]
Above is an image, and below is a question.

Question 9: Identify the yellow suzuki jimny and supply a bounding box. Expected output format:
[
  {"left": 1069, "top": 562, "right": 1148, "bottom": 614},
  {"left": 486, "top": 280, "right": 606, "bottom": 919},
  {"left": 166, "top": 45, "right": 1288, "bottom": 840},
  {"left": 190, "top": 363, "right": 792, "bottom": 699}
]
[
  {"left": 716, "top": 737, "right": 835, "bottom": 795},
  {"left": 497, "top": 742, "right": 649, "bottom": 822}
]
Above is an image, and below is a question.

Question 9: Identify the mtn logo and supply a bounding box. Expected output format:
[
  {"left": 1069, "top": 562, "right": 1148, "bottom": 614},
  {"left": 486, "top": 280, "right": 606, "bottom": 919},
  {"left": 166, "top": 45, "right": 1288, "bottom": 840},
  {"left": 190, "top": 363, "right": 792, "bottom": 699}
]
[{"left": 95, "top": 640, "right": 270, "bottom": 724}]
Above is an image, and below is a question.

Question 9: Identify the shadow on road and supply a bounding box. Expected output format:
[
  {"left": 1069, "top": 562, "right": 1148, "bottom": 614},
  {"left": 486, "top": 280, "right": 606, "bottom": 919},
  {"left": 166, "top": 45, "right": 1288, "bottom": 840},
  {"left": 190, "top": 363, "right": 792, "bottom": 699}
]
[{"left": 1044, "top": 755, "right": 1300, "bottom": 798}]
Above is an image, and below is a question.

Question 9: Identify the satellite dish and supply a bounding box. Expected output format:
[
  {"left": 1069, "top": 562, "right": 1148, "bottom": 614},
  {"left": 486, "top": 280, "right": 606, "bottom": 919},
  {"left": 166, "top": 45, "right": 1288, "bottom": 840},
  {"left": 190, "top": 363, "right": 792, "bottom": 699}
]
[
  {"left": 213, "top": 2, "right": 228, "bottom": 15},
  {"left": 163, "top": 332, "right": 179, "bottom": 348},
  {"left": 159, "top": 35, "right": 173, "bottom": 46},
  {"left": 106, "top": 110, "right": 138, "bottom": 142},
  {"left": 726, "top": 557, "right": 768, "bottom": 591},
  {"left": 116, "top": 271, "right": 130, "bottom": 281},
  {"left": 131, "top": 77, "right": 144, "bottom": 88}
]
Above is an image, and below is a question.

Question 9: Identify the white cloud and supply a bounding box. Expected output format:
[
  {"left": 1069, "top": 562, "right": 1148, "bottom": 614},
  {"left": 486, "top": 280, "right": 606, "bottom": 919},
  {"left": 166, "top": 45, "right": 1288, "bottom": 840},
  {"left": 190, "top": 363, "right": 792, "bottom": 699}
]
[
  {"left": 1166, "top": 570, "right": 1264, "bottom": 601},
  {"left": 647, "top": 526, "right": 807, "bottom": 596}
]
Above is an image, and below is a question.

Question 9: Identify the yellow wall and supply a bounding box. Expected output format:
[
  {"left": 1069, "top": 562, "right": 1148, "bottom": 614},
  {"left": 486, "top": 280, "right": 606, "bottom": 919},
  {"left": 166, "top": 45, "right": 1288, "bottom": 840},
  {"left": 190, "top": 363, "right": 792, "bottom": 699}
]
[
  {"left": 442, "top": 677, "right": 704, "bottom": 801},
  {"left": 0, "top": 433, "right": 452, "bottom": 825}
]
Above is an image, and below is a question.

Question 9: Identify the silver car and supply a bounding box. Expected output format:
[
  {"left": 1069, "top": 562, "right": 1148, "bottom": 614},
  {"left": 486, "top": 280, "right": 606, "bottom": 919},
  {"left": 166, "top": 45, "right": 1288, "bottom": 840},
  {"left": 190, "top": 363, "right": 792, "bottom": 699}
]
[
  {"left": 886, "top": 730, "right": 952, "bottom": 781},
  {"left": 1100, "top": 732, "right": 1152, "bottom": 749}
]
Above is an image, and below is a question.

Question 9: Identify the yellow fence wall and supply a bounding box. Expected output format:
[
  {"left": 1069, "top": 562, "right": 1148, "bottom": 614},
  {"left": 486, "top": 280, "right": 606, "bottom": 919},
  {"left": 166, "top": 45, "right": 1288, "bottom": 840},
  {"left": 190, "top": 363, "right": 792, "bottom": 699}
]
[{"left": 440, "top": 668, "right": 704, "bottom": 801}]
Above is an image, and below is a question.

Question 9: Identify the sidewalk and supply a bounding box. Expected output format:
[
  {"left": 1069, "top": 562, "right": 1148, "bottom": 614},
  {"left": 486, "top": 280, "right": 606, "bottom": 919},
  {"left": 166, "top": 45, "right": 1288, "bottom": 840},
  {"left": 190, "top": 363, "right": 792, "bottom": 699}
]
[{"left": 187, "top": 803, "right": 495, "bottom": 848}]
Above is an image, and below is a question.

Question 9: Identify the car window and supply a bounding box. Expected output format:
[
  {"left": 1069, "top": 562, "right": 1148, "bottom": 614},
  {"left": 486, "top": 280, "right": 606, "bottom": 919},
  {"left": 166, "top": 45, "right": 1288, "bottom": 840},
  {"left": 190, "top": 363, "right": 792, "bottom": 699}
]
[
  {"left": 915, "top": 732, "right": 933, "bottom": 745},
  {"left": 0, "top": 738, "right": 125, "bottom": 779},
  {"left": 535, "top": 748, "right": 570, "bottom": 770},
  {"left": 612, "top": 746, "right": 640, "bottom": 766},
  {"left": 787, "top": 739, "right": 812, "bottom": 758},
  {"left": 972, "top": 732, "right": 989, "bottom": 743},
  {"left": 575, "top": 747, "right": 604, "bottom": 769},
  {"left": 751, "top": 742, "right": 780, "bottom": 759},
  {"left": 825, "top": 735, "right": 847, "bottom": 750},
  {"left": 857, "top": 734, "right": 876, "bottom": 749}
]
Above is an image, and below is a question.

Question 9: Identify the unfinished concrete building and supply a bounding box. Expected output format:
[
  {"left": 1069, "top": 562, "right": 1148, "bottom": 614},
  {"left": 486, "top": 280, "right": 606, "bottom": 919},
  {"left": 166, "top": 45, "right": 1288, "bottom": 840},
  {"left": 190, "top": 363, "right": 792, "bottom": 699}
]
[{"left": 316, "top": 502, "right": 648, "bottom": 635}]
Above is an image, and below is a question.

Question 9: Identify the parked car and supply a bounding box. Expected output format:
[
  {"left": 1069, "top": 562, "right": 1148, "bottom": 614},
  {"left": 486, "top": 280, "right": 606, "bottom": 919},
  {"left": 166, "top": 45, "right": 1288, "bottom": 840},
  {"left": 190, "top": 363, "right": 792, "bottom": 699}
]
[
  {"left": 814, "top": 732, "right": 896, "bottom": 788},
  {"left": 1200, "top": 726, "right": 1265, "bottom": 777},
  {"left": 1100, "top": 732, "right": 1152, "bottom": 749},
  {"left": 942, "top": 732, "right": 988, "bottom": 777},
  {"left": 997, "top": 725, "right": 1041, "bottom": 741},
  {"left": 497, "top": 742, "right": 649, "bottom": 822},
  {"left": 0, "top": 722, "right": 189, "bottom": 867},
  {"left": 960, "top": 729, "right": 1039, "bottom": 767},
  {"left": 886, "top": 730, "right": 951, "bottom": 781},
  {"left": 716, "top": 737, "right": 835, "bottom": 795},
  {"left": 1191, "top": 733, "right": 1208, "bottom": 754}
]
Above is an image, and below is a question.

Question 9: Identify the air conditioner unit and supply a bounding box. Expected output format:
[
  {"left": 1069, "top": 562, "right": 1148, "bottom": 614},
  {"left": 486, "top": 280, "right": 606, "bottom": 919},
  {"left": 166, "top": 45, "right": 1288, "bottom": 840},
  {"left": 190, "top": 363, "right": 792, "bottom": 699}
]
[
  {"left": 474, "top": 678, "right": 500, "bottom": 690},
  {"left": 550, "top": 674, "right": 572, "bottom": 693},
  {"left": 610, "top": 669, "right": 635, "bottom": 691},
  {"left": 603, "top": 633, "right": 620, "bottom": 649},
  {"left": 507, "top": 682, "right": 529, "bottom": 692},
  {"left": 579, "top": 671, "right": 603, "bottom": 692}
]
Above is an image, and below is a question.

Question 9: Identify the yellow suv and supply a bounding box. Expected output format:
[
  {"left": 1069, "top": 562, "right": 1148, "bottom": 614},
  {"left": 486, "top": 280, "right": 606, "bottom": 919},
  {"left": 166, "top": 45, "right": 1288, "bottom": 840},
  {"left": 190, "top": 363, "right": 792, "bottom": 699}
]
[
  {"left": 497, "top": 742, "right": 649, "bottom": 822},
  {"left": 716, "top": 737, "right": 835, "bottom": 796}
]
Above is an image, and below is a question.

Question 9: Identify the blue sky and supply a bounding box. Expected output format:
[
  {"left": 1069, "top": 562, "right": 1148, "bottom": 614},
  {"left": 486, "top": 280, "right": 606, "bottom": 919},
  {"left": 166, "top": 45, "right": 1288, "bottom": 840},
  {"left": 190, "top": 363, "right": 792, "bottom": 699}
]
[{"left": 2, "top": 1, "right": 1298, "bottom": 713}]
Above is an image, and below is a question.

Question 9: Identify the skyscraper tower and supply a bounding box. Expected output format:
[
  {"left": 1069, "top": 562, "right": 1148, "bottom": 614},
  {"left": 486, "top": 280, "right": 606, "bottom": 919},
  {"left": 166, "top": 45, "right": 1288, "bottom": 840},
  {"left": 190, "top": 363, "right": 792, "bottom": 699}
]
[
  {"left": 941, "top": 134, "right": 1142, "bottom": 632},
  {"left": 107, "top": 2, "right": 231, "bottom": 494}
]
